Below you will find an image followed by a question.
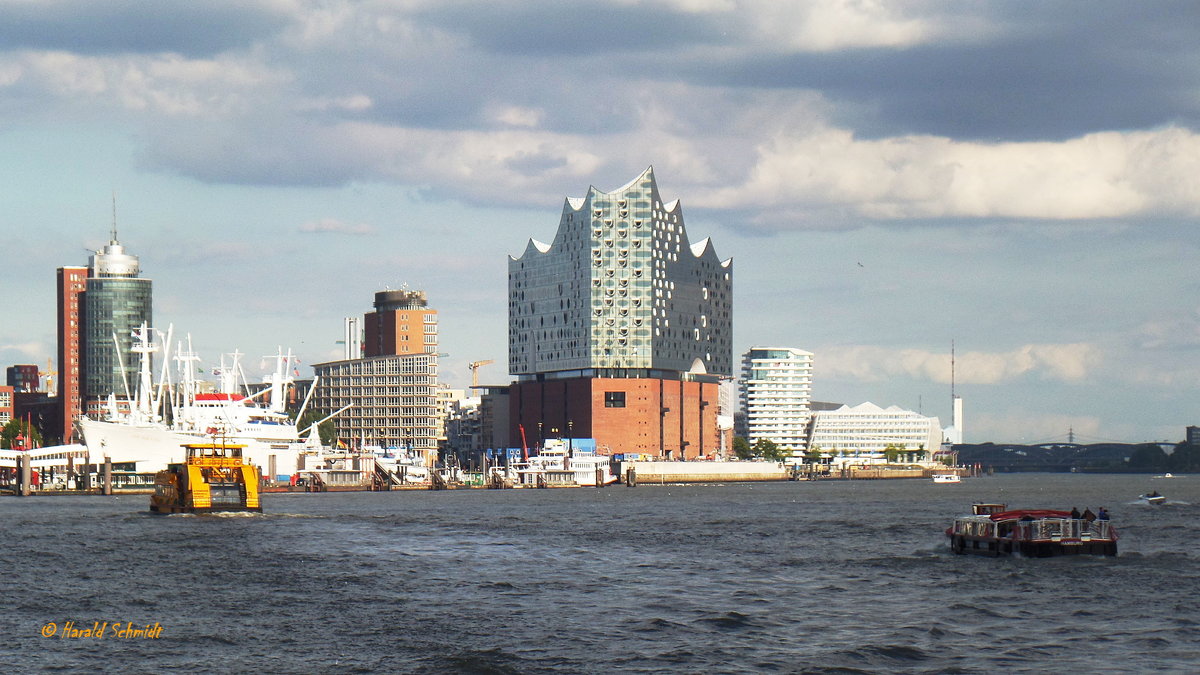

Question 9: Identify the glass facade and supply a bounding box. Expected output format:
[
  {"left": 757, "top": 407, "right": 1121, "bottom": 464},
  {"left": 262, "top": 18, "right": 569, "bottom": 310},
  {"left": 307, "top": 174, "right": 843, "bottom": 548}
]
[
  {"left": 509, "top": 167, "right": 733, "bottom": 377},
  {"left": 83, "top": 277, "right": 152, "bottom": 401}
]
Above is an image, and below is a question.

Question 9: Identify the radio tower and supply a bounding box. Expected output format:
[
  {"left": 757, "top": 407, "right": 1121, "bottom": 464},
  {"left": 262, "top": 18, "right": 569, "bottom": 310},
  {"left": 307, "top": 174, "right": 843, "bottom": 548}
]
[{"left": 950, "top": 341, "right": 964, "bottom": 444}]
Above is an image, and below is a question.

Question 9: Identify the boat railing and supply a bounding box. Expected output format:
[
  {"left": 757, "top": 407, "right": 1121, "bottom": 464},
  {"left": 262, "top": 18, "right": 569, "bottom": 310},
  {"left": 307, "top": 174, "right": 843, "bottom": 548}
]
[
  {"left": 957, "top": 517, "right": 1116, "bottom": 541},
  {"left": 1029, "top": 519, "right": 1115, "bottom": 541}
]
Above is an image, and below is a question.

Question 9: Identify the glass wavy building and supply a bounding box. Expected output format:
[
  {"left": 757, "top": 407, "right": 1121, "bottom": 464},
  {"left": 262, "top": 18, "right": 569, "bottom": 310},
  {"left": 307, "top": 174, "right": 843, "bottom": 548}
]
[{"left": 508, "top": 167, "right": 732, "bottom": 458}]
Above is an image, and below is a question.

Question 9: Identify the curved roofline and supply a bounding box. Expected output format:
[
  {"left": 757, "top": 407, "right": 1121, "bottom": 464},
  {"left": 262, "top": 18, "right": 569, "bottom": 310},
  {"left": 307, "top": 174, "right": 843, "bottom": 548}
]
[
  {"left": 509, "top": 237, "right": 553, "bottom": 262},
  {"left": 610, "top": 165, "right": 653, "bottom": 195}
]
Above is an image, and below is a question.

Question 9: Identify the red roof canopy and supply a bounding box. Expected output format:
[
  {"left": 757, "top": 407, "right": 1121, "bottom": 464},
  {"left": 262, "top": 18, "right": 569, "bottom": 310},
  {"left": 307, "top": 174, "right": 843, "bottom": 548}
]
[{"left": 989, "top": 509, "right": 1072, "bottom": 521}]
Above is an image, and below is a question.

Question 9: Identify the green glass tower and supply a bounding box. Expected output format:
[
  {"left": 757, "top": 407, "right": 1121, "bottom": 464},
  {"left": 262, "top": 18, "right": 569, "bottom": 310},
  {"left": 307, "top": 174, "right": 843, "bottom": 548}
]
[{"left": 82, "top": 230, "right": 152, "bottom": 405}]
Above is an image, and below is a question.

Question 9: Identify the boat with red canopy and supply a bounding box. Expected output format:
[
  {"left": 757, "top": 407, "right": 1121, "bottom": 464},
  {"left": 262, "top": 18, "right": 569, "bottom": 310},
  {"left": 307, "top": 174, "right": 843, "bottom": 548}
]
[{"left": 947, "top": 503, "right": 1117, "bottom": 557}]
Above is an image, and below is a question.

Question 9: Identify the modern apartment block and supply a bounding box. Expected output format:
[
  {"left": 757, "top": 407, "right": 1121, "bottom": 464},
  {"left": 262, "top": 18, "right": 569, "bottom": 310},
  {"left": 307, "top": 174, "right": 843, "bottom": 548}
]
[
  {"left": 739, "top": 347, "right": 814, "bottom": 450},
  {"left": 313, "top": 289, "right": 441, "bottom": 464},
  {"left": 6, "top": 365, "right": 40, "bottom": 393},
  {"left": 0, "top": 385, "right": 12, "bottom": 426},
  {"left": 508, "top": 167, "right": 732, "bottom": 458},
  {"left": 808, "top": 402, "right": 942, "bottom": 461}
]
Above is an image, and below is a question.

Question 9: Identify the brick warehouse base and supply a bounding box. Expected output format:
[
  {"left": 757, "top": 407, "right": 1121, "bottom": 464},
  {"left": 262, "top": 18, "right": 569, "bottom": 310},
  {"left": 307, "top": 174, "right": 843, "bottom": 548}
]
[{"left": 510, "top": 376, "right": 720, "bottom": 459}]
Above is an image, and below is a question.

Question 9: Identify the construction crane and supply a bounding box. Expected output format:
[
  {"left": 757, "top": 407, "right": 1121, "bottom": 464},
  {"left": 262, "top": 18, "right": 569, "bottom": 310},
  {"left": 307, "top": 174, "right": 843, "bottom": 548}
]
[
  {"left": 40, "top": 358, "right": 57, "bottom": 395},
  {"left": 468, "top": 359, "right": 494, "bottom": 388}
]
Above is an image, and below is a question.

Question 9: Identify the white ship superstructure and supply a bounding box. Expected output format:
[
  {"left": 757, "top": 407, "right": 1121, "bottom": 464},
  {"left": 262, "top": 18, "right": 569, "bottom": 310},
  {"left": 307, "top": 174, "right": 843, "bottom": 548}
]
[{"left": 76, "top": 326, "right": 330, "bottom": 477}]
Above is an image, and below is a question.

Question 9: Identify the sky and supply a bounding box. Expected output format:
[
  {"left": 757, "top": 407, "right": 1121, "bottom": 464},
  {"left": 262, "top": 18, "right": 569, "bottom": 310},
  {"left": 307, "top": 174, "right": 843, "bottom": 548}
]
[{"left": 1, "top": 0, "right": 1198, "bottom": 444}]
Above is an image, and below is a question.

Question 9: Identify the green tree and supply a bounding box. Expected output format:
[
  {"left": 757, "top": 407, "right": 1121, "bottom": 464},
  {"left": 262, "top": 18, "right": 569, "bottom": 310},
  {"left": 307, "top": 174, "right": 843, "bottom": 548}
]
[
  {"left": 1127, "top": 443, "right": 1168, "bottom": 471},
  {"left": 1168, "top": 443, "right": 1200, "bottom": 472},
  {"left": 1, "top": 418, "right": 43, "bottom": 449},
  {"left": 883, "top": 444, "right": 903, "bottom": 463},
  {"left": 753, "top": 438, "right": 786, "bottom": 461},
  {"left": 296, "top": 410, "right": 336, "bottom": 446},
  {"left": 804, "top": 446, "right": 824, "bottom": 464},
  {"left": 732, "top": 436, "right": 754, "bottom": 460}
]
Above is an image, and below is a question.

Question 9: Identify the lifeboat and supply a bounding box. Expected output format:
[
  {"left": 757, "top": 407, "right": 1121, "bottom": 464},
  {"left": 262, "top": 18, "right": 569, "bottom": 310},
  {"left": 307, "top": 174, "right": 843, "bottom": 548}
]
[{"left": 150, "top": 442, "right": 262, "bottom": 514}]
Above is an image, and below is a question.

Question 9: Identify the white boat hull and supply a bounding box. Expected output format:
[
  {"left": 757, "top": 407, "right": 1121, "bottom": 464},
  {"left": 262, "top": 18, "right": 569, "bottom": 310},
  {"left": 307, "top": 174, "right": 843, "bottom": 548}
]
[{"left": 78, "top": 418, "right": 304, "bottom": 477}]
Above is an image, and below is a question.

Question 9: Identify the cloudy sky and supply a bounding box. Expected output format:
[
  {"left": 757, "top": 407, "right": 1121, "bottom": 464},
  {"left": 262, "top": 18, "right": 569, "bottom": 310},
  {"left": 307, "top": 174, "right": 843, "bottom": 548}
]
[{"left": 2, "top": 0, "right": 1198, "bottom": 444}]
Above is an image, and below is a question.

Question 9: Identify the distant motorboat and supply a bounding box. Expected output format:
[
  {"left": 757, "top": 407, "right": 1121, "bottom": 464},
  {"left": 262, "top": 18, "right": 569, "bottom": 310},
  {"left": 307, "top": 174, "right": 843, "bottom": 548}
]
[
  {"left": 1139, "top": 491, "right": 1166, "bottom": 505},
  {"left": 932, "top": 473, "right": 962, "bottom": 484}
]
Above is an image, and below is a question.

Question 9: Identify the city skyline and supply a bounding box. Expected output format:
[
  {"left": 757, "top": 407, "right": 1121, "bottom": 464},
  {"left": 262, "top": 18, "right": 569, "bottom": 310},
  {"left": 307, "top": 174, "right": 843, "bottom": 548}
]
[{"left": 2, "top": 2, "right": 1198, "bottom": 443}]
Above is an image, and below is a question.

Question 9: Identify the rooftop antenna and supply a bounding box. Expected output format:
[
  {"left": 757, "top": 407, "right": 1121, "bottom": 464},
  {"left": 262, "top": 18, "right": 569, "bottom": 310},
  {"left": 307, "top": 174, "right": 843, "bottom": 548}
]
[{"left": 111, "top": 192, "right": 119, "bottom": 244}]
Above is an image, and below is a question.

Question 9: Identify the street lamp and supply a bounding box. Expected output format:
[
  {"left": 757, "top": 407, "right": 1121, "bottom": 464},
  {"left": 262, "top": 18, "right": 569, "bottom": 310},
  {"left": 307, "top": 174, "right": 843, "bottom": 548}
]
[{"left": 568, "top": 420, "right": 574, "bottom": 458}]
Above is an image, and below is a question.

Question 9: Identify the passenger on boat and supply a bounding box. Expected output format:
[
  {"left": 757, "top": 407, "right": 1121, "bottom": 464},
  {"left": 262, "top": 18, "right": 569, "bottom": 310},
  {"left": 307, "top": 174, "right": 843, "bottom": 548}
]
[
  {"left": 1082, "top": 508, "right": 1096, "bottom": 522},
  {"left": 1070, "top": 507, "right": 1081, "bottom": 519},
  {"left": 1098, "top": 507, "right": 1109, "bottom": 521}
]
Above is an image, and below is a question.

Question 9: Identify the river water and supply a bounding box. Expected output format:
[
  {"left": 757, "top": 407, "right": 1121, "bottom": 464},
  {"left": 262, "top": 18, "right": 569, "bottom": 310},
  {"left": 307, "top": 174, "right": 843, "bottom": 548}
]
[{"left": 5, "top": 473, "right": 1197, "bottom": 673}]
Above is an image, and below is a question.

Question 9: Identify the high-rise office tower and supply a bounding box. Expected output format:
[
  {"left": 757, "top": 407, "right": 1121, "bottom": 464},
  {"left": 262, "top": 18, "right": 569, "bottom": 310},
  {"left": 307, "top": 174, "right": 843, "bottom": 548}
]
[
  {"left": 508, "top": 167, "right": 732, "bottom": 458},
  {"left": 82, "top": 229, "right": 152, "bottom": 413},
  {"left": 313, "top": 289, "right": 441, "bottom": 464}
]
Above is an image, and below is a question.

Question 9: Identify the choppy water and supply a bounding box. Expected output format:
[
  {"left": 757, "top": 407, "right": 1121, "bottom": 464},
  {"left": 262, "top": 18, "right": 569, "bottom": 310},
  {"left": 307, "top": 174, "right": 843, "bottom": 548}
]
[{"left": 5, "top": 473, "right": 1198, "bottom": 673}]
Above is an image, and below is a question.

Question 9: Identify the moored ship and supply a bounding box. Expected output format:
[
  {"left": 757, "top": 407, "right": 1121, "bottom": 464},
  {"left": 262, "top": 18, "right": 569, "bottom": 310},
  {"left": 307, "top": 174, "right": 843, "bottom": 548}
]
[
  {"left": 947, "top": 503, "right": 1117, "bottom": 557},
  {"left": 150, "top": 442, "right": 262, "bottom": 514}
]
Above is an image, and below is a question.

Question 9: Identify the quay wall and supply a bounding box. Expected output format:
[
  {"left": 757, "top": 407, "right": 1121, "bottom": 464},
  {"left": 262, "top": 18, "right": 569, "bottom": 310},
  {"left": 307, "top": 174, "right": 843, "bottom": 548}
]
[{"left": 622, "top": 461, "right": 790, "bottom": 483}]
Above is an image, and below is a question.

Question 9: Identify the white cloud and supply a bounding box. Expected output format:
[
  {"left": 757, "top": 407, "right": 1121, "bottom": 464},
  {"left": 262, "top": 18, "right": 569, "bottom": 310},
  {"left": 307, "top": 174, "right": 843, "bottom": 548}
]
[
  {"left": 702, "top": 126, "right": 1200, "bottom": 221},
  {"left": 491, "top": 105, "right": 543, "bottom": 128},
  {"left": 0, "top": 341, "right": 47, "bottom": 360},
  {"left": 298, "top": 218, "right": 376, "bottom": 235},
  {"left": 817, "top": 343, "right": 1102, "bottom": 384},
  {"left": 756, "top": 1, "right": 932, "bottom": 52}
]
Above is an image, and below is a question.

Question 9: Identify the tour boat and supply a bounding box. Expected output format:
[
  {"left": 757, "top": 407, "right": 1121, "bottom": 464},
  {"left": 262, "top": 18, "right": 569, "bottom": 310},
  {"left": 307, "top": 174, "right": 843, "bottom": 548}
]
[
  {"left": 150, "top": 442, "right": 262, "bottom": 514},
  {"left": 946, "top": 503, "right": 1117, "bottom": 557},
  {"left": 511, "top": 440, "right": 617, "bottom": 487},
  {"left": 931, "top": 473, "right": 961, "bottom": 484}
]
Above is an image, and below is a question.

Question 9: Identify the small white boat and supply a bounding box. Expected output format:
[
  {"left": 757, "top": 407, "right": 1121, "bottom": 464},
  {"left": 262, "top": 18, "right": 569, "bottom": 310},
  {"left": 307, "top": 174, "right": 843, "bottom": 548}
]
[
  {"left": 932, "top": 474, "right": 962, "bottom": 484},
  {"left": 1139, "top": 492, "right": 1166, "bottom": 505}
]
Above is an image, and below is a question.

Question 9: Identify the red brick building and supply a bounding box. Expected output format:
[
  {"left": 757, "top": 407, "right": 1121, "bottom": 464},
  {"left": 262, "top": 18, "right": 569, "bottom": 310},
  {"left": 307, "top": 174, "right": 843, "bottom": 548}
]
[
  {"left": 363, "top": 289, "right": 436, "bottom": 357},
  {"left": 510, "top": 376, "right": 720, "bottom": 459},
  {"left": 56, "top": 266, "right": 88, "bottom": 443}
]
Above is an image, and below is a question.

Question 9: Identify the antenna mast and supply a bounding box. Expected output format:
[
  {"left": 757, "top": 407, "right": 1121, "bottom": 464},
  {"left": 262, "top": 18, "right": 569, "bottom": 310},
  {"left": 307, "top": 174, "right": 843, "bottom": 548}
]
[
  {"left": 950, "top": 340, "right": 956, "bottom": 402},
  {"left": 111, "top": 191, "right": 119, "bottom": 243}
]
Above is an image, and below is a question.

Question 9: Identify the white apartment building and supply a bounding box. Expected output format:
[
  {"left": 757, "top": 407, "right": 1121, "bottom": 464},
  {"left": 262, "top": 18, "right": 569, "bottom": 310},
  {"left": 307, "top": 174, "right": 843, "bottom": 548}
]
[
  {"left": 739, "top": 347, "right": 814, "bottom": 450},
  {"left": 808, "top": 402, "right": 942, "bottom": 463}
]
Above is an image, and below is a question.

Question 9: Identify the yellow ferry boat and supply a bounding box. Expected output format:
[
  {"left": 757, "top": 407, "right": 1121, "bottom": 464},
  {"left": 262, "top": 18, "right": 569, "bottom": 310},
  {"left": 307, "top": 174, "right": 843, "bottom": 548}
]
[{"left": 150, "top": 442, "right": 262, "bottom": 514}]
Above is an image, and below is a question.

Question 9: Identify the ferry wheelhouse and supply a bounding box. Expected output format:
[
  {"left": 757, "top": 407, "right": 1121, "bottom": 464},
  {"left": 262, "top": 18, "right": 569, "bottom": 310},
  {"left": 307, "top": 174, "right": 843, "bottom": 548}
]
[
  {"left": 947, "top": 503, "right": 1117, "bottom": 557},
  {"left": 150, "top": 442, "right": 262, "bottom": 514}
]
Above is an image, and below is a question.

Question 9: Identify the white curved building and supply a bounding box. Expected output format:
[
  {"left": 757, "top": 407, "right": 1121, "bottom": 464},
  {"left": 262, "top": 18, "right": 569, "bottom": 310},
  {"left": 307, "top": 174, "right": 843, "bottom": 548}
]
[{"left": 808, "top": 402, "right": 942, "bottom": 461}]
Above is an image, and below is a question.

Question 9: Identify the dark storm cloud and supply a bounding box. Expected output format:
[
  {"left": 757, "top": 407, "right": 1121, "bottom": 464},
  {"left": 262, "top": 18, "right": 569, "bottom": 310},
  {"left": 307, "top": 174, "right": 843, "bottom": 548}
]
[
  {"left": 414, "top": 1, "right": 725, "bottom": 56},
  {"left": 677, "top": 2, "right": 1200, "bottom": 141},
  {"left": 0, "top": 0, "right": 291, "bottom": 57}
]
